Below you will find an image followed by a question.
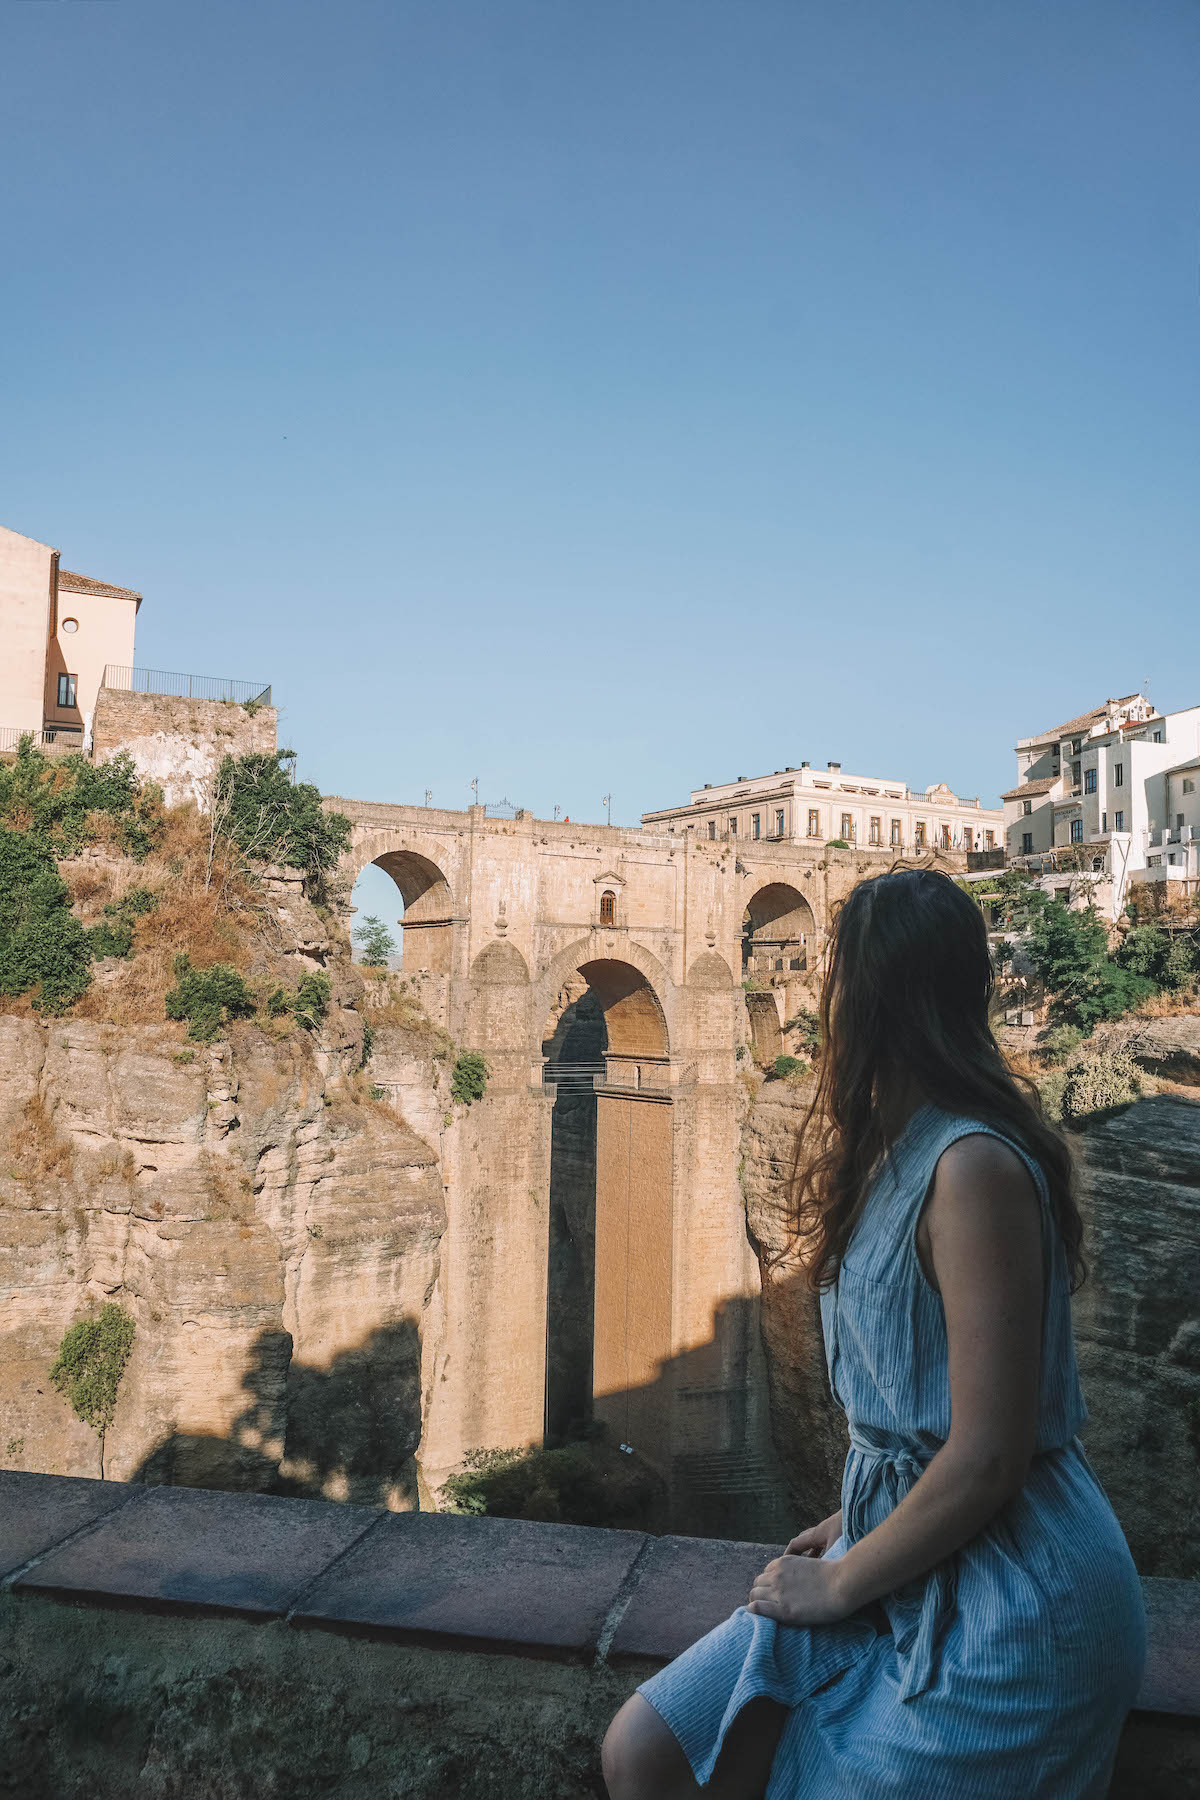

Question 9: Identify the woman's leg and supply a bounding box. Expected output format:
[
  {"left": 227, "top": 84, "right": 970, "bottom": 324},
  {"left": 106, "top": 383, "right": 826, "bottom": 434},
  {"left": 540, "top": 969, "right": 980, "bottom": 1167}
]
[{"left": 602, "top": 1693, "right": 786, "bottom": 1800}]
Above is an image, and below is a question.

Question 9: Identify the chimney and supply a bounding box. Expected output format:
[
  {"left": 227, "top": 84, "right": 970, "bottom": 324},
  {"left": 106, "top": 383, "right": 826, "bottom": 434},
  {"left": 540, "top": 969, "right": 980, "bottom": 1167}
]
[
  {"left": 800, "top": 760, "right": 810, "bottom": 771},
  {"left": 828, "top": 760, "right": 841, "bottom": 772}
]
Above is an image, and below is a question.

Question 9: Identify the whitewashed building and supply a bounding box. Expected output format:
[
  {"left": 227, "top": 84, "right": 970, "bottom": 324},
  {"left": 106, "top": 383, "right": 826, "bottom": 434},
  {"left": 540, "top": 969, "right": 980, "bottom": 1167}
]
[
  {"left": 1003, "top": 694, "right": 1200, "bottom": 912},
  {"left": 642, "top": 761, "right": 1003, "bottom": 855}
]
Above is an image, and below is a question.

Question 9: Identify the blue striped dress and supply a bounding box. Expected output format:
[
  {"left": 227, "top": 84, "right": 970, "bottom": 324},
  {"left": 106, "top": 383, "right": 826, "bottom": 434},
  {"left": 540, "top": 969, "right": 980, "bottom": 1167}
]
[{"left": 638, "top": 1105, "right": 1147, "bottom": 1797}]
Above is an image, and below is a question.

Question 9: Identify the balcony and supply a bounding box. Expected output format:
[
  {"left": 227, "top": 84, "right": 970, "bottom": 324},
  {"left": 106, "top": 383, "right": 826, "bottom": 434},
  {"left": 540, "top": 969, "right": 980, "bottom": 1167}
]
[
  {"left": 102, "top": 665, "right": 272, "bottom": 707},
  {"left": 0, "top": 724, "right": 83, "bottom": 755}
]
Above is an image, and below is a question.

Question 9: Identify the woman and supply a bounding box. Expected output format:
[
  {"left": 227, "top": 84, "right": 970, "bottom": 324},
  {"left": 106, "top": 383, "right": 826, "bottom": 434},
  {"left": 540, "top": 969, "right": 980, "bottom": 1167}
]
[{"left": 603, "top": 866, "right": 1145, "bottom": 1800}]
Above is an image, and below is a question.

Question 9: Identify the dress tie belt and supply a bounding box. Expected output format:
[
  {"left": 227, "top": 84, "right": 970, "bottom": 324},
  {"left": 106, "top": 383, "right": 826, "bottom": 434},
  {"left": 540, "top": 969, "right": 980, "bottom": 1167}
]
[{"left": 844, "top": 1430, "right": 954, "bottom": 1703}]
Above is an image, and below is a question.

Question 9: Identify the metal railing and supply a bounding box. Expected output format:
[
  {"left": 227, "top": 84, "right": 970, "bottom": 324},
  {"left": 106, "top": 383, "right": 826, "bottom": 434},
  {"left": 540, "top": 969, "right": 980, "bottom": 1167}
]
[
  {"left": 0, "top": 725, "right": 84, "bottom": 754},
  {"left": 102, "top": 665, "right": 272, "bottom": 706},
  {"left": 543, "top": 1061, "right": 609, "bottom": 1091}
]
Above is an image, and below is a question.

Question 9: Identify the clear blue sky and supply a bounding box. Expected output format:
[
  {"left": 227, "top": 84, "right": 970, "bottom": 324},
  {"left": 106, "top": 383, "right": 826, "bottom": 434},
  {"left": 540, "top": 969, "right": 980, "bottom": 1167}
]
[{"left": 4, "top": 1, "right": 1198, "bottom": 838}]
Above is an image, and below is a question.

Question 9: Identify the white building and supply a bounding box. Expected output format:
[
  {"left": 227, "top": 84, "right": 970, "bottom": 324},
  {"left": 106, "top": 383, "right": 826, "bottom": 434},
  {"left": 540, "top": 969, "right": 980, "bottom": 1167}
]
[
  {"left": 642, "top": 760, "right": 1003, "bottom": 855},
  {"left": 1003, "top": 694, "right": 1200, "bottom": 912}
]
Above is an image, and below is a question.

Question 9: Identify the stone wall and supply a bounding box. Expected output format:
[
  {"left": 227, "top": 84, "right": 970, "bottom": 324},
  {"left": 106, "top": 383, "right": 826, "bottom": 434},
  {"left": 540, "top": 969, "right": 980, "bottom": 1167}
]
[
  {"left": 1, "top": 1473, "right": 1196, "bottom": 1799},
  {"left": 92, "top": 687, "right": 278, "bottom": 809}
]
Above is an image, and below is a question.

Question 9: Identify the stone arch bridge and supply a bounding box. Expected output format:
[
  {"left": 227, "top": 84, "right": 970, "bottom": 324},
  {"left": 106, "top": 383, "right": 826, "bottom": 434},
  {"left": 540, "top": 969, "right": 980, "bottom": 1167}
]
[{"left": 325, "top": 796, "right": 959, "bottom": 1532}]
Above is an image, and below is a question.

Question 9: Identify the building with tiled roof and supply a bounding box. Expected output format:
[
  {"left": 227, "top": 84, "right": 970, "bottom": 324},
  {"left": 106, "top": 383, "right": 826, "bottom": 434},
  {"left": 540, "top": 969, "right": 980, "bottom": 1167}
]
[
  {"left": 1004, "top": 693, "right": 1200, "bottom": 911},
  {"left": 0, "top": 523, "right": 141, "bottom": 751}
]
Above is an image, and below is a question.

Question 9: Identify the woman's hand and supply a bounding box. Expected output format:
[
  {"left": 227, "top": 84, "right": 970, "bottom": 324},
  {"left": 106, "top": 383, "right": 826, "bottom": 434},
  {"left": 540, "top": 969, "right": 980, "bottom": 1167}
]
[
  {"left": 747, "top": 1551, "right": 851, "bottom": 1627},
  {"left": 784, "top": 1509, "right": 842, "bottom": 1559}
]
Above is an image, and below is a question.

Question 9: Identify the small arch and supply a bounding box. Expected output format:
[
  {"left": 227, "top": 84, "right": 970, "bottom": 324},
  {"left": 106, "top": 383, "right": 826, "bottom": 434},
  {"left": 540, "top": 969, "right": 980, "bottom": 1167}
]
[
  {"left": 599, "top": 889, "right": 616, "bottom": 926},
  {"left": 745, "top": 991, "right": 784, "bottom": 1065},
  {"left": 686, "top": 951, "right": 734, "bottom": 990},
  {"left": 468, "top": 941, "right": 532, "bottom": 1052},
  {"left": 742, "top": 882, "right": 816, "bottom": 980},
  {"left": 366, "top": 848, "right": 454, "bottom": 975}
]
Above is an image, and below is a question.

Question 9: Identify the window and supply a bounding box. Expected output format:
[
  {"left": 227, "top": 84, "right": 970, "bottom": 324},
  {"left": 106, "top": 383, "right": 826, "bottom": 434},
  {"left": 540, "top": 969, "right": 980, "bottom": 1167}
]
[
  {"left": 1070, "top": 819, "right": 1083, "bottom": 844},
  {"left": 869, "top": 816, "right": 881, "bottom": 845},
  {"left": 1022, "top": 800, "right": 1032, "bottom": 816},
  {"left": 727, "top": 817, "right": 738, "bottom": 837},
  {"left": 1072, "top": 738, "right": 1082, "bottom": 755},
  {"left": 1184, "top": 779, "right": 1195, "bottom": 795},
  {"left": 1153, "top": 729, "right": 1163, "bottom": 743},
  {"left": 1083, "top": 768, "right": 1097, "bottom": 794},
  {"left": 807, "top": 808, "right": 820, "bottom": 837},
  {"left": 890, "top": 819, "right": 902, "bottom": 846},
  {"left": 599, "top": 890, "right": 615, "bottom": 925},
  {"left": 1071, "top": 761, "right": 1081, "bottom": 790},
  {"left": 1114, "top": 764, "right": 1124, "bottom": 786},
  {"left": 751, "top": 813, "right": 760, "bottom": 840},
  {"left": 775, "top": 809, "right": 785, "bottom": 836},
  {"left": 60, "top": 617, "right": 78, "bottom": 635},
  {"left": 1102, "top": 812, "right": 1107, "bottom": 831},
  {"left": 57, "top": 673, "right": 77, "bottom": 709},
  {"left": 1114, "top": 810, "right": 1124, "bottom": 832},
  {"left": 984, "top": 830, "right": 995, "bottom": 849},
  {"left": 840, "top": 812, "right": 853, "bottom": 840},
  {"left": 707, "top": 820, "right": 716, "bottom": 840},
  {"left": 1022, "top": 832, "right": 1033, "bottom": 854},
  {"left": 915, "top": 821, "right": 927, "bottom": 848},
  {"left": 1177, "top": 814, "right": 1185, "bottom": 831},
  {"left": 939, "top": 824, "right": 951, "bottom": 849}
]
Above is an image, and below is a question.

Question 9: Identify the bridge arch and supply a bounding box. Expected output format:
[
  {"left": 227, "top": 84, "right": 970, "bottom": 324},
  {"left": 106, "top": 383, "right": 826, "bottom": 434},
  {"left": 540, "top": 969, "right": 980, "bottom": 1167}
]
[
  {"left": 534, "top": 933, "right": 671, "bottom": 1063},
  {"left": 344, "top": 830, "right": 457, "bottom": 976},
  {"left": 741, "top": 880, "right": 816, "bottom": 980}
]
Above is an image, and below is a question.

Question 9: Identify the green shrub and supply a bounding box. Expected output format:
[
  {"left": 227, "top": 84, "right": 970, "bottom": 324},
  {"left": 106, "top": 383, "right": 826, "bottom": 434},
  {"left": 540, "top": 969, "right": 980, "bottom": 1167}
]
[
  {"left": 1039, "top": 1044, "right": 1142, "bottom": 1123},
  {"left": 450, "top": 1051, "right": 489, "bottom": 1105},
  {"left": 49, "top": 1302, "right": 135, "bottom": 1478},
  {"left": 439, "top": 1441, "right": 660, "bottom": 1529},
  {"left": 1025, "top": 898, "right": 1154, "bottom": 1029},
  {"left": 164, "top": 954, "right": 256, "bottom": 1040},
  {"left": 0, "top": 828, "right": 93, "bottom": 1011},
  {"left": 784, "top": 1010, "right": 821, "bottom": 1052},
  {"left": 213, "top": 750, "right": 351, "bottom": 901},
  {"left": 770, "top": 1054, "right": 810, "bottom": 1080},
  {"left": 1041, "top": 1024, "right": 1085, "bottom": 1066},
  {"left": 360, "top": 1021, "right": 375, "bottom": 1067},
  {"left": 1118, "top": 922, "right": 1198, "bottom": 993},
  {"left": 353, "top": 914, "right": 396, "bottom": 967},
  {"left": 265, "top": 971, "right": 331, "bottom": 1030},
  {"left": 86, "top": 885, "right": 159, "bottom": 962},
  {"left": 825, "top": 838, "right": 851, "bottom": 850},
  {"left": 0, "top": 737, "right": 162, "bottom": 858}
]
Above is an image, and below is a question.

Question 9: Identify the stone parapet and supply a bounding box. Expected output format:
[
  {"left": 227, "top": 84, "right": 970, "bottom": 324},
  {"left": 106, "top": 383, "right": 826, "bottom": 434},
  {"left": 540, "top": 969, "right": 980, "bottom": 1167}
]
[{"left": 1, "top": 1472, "right": 1196, "bottom": 1797}]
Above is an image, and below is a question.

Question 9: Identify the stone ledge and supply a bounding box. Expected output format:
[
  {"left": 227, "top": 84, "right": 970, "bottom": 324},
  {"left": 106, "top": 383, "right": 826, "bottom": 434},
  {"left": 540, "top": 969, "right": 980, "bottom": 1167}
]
[{"left": 2, "top": 1471, "right": 1198, "bottom": 1715}]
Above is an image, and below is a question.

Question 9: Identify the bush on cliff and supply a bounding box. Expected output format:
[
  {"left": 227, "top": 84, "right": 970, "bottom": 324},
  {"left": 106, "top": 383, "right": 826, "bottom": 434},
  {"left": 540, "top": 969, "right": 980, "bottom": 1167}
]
[
  {"left": 266, "top": 970, "right": 331, "bottom": 1030},
  {"left": 86, "top": 886, "right": 158, "bottom": 962},
  {"left": 50, "top": 1302, "right": 136, "bottom": 1480},
  {"left": 450, "top": 1051, "right": 489, "bottom": 1105},
  {"left": 0, "top": 735, "right": 163, "bottom": 858},
  {"left": 212, "top": 750, "right": 351, "bottom": 900},
  {"left": 165, "top": 953, "right": 257, "bottom": 1041},
  {"left": 0, "top": 828, "right": 94, "bottom": 1012},
  {"left": 1023, "top": 897, "right": 1154, "bottom": 1030},
  {"left": 1038, "top": 1043, "right": 1142, "bottom": 1124}
]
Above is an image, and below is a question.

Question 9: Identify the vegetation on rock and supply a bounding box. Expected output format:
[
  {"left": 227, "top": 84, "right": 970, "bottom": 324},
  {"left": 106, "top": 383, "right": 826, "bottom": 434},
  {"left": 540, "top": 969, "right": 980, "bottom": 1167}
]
[
  {"left": 450, "top": 1051, "right": 489, "bottom": 1105},
  {"left": 769, "top": 1054, "right": 810, "bottom": 1081},
  {"left": 0, "top": 830, "right": 95, "bottom": 1012},
  {"left": 49, "top": 1302, "right": 136, "bottom": 1479},
  {"left": 0, "top": 735, "right": 163, "bottom": 859},
  {"left": 165, "top": 953, "right": 257, "bottom": 1041},
  {"left": 1038, "top": 1042, "right": 1143, "bottom": 1124},
  {"left": 212, "top": 749, "right": 350, "bottom": 902}
]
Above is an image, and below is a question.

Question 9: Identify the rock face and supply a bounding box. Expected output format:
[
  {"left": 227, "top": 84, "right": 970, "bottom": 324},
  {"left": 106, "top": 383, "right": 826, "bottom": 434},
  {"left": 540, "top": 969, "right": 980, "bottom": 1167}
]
[
  {"left": 739, "top": 1077, "right": 1200, "bottom": 1576},
  {"left": 0, "top": 1010, "right": 446, "bottom": 1507},
  {"left": 1071, "top": 1095, "right": 1200, "bottom": 1576}
]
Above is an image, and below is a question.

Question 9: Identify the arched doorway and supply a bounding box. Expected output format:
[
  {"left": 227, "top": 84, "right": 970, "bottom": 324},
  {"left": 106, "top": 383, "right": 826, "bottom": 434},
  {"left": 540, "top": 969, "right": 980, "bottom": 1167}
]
[
  {"left": 742, "top": 882, "right": 815, "bottom": 984},
  {"left": 350, "top": 849, "right": 454, "bottom": 976},
  {"left": 541, "top": 957, "right": 671, "bottom": 1454}
]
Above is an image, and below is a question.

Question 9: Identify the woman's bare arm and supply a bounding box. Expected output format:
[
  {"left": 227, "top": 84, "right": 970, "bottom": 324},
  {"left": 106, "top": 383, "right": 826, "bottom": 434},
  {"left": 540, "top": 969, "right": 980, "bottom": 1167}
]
[{"left": 749, "top": 1134, "right": 1044, "bottom": 1625}]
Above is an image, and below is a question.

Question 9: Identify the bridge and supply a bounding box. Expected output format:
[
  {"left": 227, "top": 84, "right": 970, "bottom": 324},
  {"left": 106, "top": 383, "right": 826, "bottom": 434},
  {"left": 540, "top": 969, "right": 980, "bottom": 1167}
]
[{"left": 327, "top": 796, "right": 960, "bottom": 1531}]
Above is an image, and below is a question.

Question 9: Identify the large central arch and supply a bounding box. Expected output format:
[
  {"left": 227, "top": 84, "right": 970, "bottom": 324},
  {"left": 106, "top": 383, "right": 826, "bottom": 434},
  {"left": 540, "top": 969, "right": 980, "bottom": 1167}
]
[{"left": 539, "top": 950, "right": 673, "bottom": 1458}]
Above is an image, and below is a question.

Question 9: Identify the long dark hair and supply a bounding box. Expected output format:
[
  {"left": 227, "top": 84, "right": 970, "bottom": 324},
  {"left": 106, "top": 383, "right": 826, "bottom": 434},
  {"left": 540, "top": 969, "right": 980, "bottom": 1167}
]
[{"left": 791, "top": 865, "right": 1086, "bottom": 1294}]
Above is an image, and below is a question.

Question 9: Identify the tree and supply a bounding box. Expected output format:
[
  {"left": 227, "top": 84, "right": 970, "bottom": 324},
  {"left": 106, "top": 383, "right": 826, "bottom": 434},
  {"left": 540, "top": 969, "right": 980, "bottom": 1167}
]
[
  {"left": 1024, "top": 898, "right": 1153, "bottom": 1029},
  {"left": 353, "top": 914, "right": 396, "bottom": 967},
  {"left": 211, "top": 751, "right": 351, "bottom": 901},
  {"left": 50, "top": 1303, "right": 136, "bottom": 1479}
]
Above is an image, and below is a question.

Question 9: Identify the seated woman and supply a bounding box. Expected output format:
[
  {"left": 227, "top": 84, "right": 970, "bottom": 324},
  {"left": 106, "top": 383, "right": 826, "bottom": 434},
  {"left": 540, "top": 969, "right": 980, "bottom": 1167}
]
[{"left": 602, "top": 866, "right": 1145, "bottom": 1800}]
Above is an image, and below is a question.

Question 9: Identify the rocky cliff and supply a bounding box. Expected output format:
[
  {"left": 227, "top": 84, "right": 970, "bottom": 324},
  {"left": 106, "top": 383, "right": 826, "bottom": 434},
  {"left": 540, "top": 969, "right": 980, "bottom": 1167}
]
[
  {"left": 0, "top": 878, "right": 450, "bottom": 1509},
  {"left": 740, "top": 1050, "right": 1200, "bottom": 1576}
]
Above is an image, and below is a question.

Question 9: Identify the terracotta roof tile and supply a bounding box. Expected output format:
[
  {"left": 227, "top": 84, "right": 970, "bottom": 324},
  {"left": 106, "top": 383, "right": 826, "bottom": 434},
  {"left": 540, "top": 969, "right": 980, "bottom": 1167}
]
[
  {"left": 1029, "top": 693, "right": 1145, "bottom": 745},
  {"left": 58, "top": 569, "right": 141, "bottom": 602},
  {"left": 1000, "top": 776, "right": 1059, "bottom": 800}
]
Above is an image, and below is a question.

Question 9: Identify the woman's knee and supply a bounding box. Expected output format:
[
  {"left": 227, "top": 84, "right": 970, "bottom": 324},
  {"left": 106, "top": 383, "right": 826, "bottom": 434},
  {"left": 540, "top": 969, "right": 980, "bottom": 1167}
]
[{"left": 602, "top": 1694, "right": 692, "bottom": 1800}]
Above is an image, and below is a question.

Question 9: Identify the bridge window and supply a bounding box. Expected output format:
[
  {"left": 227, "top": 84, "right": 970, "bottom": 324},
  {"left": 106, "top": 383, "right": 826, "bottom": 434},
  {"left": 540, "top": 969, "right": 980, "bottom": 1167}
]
[{"left": 599, "top": 889, "right": 616, "bottom": 925}]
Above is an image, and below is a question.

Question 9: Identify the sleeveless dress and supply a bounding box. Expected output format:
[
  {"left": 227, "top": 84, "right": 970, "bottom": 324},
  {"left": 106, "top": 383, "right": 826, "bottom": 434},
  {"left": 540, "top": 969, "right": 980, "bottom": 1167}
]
[{"left": 637, "top": 1105, "right": 1147, "bottom": 1798}]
